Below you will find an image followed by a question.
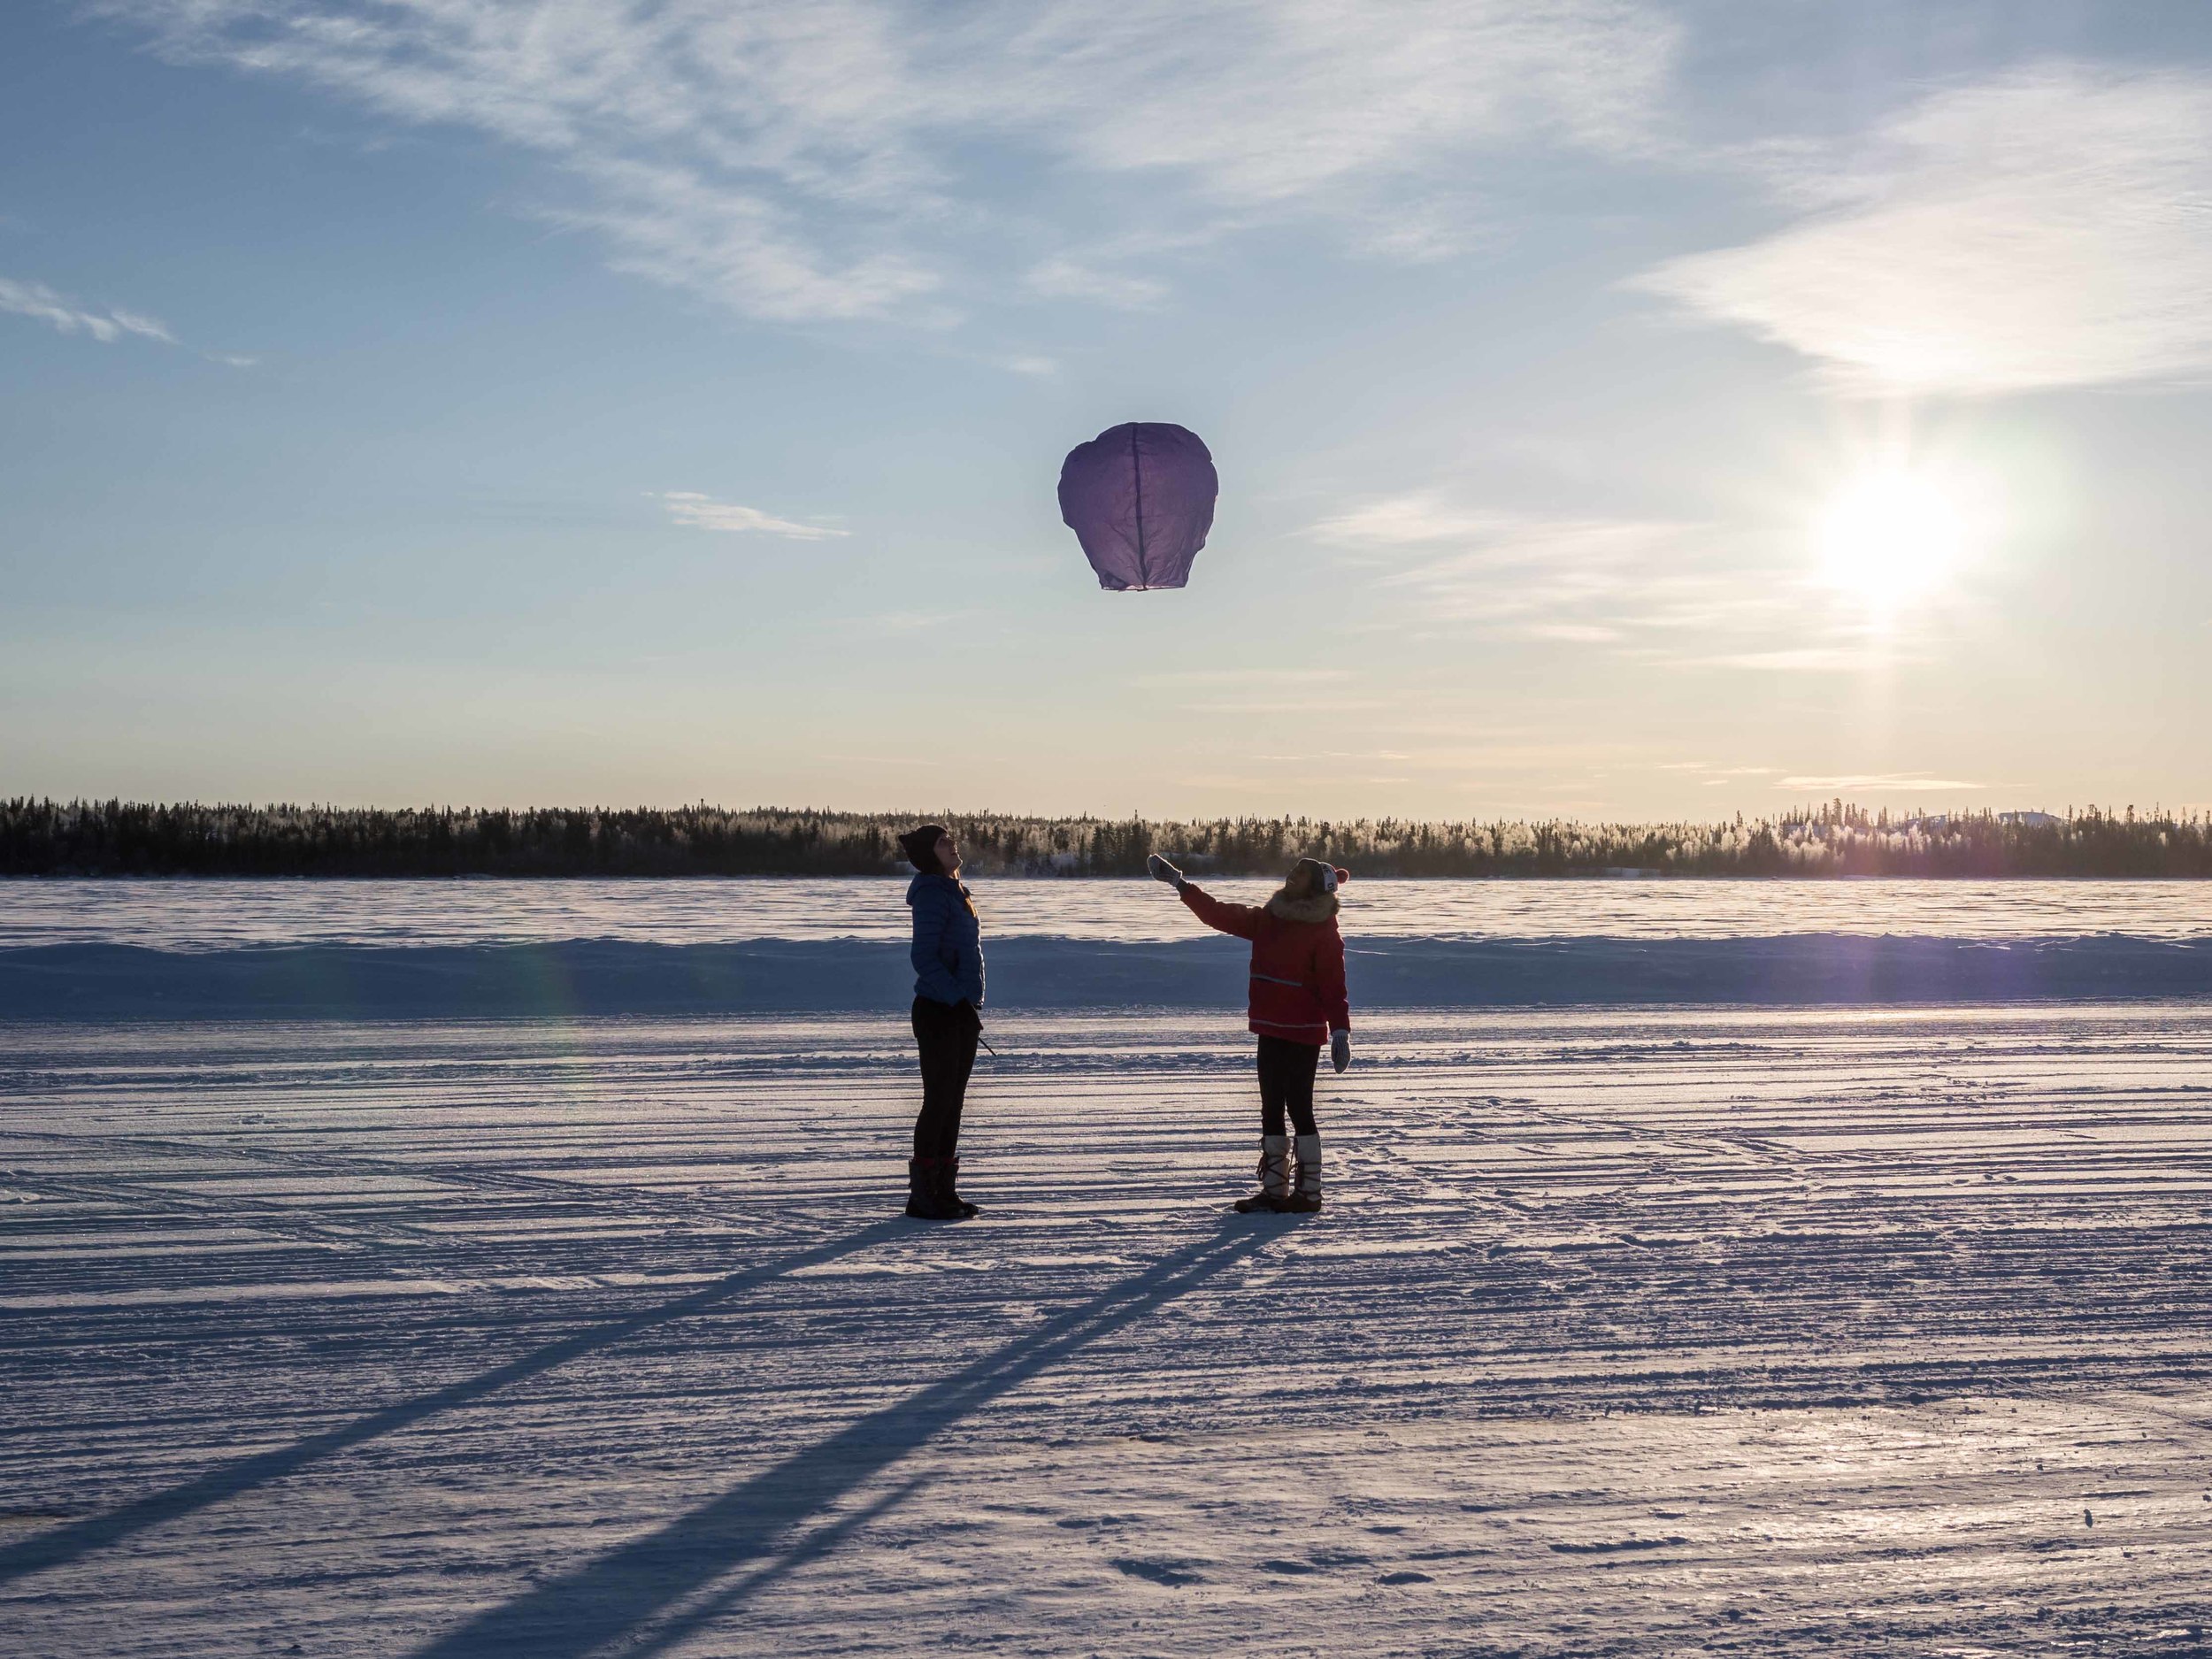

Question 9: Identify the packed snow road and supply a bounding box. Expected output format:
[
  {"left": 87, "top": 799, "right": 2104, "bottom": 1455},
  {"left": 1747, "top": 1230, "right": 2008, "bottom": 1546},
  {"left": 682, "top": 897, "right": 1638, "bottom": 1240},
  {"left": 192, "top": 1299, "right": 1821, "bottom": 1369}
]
[{"left": 3, "top": 1005, "right": 2210, "bottom": 1656}]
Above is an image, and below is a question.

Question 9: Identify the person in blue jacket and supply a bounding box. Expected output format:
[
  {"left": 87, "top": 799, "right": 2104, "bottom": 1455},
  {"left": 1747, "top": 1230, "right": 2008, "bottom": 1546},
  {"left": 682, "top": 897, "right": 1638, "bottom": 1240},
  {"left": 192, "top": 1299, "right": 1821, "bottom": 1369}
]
[{"left": 900, "top": 824, "right": 985, "bottom": 1220}]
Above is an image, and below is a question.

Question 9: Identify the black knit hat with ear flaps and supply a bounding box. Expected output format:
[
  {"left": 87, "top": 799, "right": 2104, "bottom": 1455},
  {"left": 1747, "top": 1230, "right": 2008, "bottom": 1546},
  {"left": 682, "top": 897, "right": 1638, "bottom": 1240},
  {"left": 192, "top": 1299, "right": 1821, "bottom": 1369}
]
[
  {"left": 1291, "top": 856, "right": 1347, "bottom": 894},
  {"left": 901, "top": 825, "right": 949, "bottom": 872}
]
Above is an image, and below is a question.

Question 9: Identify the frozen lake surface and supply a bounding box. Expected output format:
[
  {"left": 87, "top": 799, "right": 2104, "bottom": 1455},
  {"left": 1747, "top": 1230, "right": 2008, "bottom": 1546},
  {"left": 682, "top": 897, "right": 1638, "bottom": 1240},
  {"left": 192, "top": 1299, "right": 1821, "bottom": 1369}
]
[
  {"left": 9, "top": 878, "right": 2212, "bottom": 1020},
  {"left": 6, "top": 875, "right": 2212, "bottom": 949},
  {"left": 4, "top": 1004, "right": 2210, "bottom": 1656}
]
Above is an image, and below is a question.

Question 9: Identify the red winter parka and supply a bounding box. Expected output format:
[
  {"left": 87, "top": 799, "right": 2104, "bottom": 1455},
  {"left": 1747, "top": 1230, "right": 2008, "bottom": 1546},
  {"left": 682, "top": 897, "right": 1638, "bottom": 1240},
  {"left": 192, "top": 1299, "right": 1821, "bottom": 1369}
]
[{"left": 1179, "top": 882, "right": 1352, "bottom": 1045}]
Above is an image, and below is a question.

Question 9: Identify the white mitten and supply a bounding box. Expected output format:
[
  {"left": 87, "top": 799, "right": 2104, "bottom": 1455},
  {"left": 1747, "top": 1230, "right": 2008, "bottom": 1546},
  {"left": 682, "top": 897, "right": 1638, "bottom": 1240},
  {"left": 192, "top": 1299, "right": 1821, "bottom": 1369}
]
[
  {"left": 1331, "top": 1029, "right": 1351, "bottom": 1073},
  {"left": 1146, "top": 853, "right": 1187, "bottom": 890}
]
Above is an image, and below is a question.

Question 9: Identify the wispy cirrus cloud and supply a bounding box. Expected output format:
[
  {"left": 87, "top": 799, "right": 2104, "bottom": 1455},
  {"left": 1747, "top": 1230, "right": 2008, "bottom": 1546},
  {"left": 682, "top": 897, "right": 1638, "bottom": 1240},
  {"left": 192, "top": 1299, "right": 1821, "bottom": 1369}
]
[
  {"left": 1005, "top": 1, "right": 1674, "bottom": 200},
  {"left": 549, "top": 157, "right": 940, "bottom": 324},
  {"left": 1182, "top": 696, "right": 1391, "bottom": 716},
  {"left": 1634, "top": 66, "right": 2212, "bottom": 395},
  {"left": 94, "top": 0, "right": 1676, "bottom": 323},
  {"left": 1680, "top": 648, "right": 1870, "bottom": 672},
  {"left": 657, "top": 491, "right": 848, "bottom": 540},
  {"left": 1309, "top": 491, "right": 1947, "bottom": 669},
  {"left": 0, "top": 275, "right": 173, "bottom": 344},
  {"left": 1133, "top": 668, "right": 1355, "bottom": 688},
  {"left": 1778, "top": 772, "right": 1984, "bottom": 794},
  {"left": 1655, "top": 762, "right": 1779, "bottom": 788},
  {"left": 847, "top": 608, "right": 969, "bottom": 636},
  {"left": 1310, "top": 495, "right": 1772, "bottom": 639},
  {"left": 1024, "top": 256, "right": 1169, "bottom": 310}
]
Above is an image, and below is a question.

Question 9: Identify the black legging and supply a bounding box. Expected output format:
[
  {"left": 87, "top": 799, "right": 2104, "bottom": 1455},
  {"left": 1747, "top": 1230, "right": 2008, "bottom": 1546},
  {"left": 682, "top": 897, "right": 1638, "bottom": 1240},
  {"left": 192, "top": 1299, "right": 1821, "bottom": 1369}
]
[
  {"left": 1256, "top": 1035, "right": 1320, "bottom": 1137},
  {"left": 911, "top": 996, "right": 979, "bottom": 1159}
]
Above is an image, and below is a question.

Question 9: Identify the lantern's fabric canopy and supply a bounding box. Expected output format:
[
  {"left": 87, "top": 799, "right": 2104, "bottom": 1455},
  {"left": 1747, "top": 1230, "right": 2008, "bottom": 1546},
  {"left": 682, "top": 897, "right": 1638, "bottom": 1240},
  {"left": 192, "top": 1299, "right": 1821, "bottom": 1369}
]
[{"left": 1057, "top": 422, "right": 1217, "bottom": 591}]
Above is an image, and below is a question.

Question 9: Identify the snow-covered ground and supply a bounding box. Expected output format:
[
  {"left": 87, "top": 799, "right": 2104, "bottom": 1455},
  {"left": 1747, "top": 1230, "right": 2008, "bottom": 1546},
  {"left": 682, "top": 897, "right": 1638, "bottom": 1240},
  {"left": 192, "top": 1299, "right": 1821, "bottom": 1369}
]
[{"left": 5, "top": 1004, "right": 2210, "bottom": 1656}]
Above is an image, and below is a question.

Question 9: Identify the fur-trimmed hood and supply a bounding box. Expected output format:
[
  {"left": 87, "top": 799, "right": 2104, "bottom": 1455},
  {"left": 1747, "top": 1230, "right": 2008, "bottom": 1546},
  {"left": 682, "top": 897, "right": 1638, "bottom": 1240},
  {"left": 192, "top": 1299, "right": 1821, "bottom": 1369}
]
[
  {"left": 1264, "top": 888, "right": 1340, "bottom": 925},
  {"left": 1265, "top": 857, "right": 1348, "bottom": 924}
]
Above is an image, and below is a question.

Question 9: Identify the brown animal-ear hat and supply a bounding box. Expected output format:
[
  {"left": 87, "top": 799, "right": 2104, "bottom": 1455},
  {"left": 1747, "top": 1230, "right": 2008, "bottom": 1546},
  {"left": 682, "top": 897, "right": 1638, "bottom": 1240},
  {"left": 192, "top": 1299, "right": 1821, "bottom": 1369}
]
[{"left": 1292, "top": 856, "right": 1348, "bottom": 894}]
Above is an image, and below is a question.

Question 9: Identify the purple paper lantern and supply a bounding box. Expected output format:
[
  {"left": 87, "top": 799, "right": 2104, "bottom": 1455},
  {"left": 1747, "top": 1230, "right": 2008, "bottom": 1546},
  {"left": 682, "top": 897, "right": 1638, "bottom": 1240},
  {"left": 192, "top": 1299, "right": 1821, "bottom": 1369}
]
[{"left": 1057, "top": 422, "right": 1217, "bottom": 591}]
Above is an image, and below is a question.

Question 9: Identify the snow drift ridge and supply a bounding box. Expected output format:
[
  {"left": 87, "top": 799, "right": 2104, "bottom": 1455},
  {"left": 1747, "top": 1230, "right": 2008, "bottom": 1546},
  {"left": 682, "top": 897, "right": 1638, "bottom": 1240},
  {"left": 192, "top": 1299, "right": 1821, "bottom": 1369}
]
[{"left": 4, "top": 934, "right": 2210, "bottom": 1020}]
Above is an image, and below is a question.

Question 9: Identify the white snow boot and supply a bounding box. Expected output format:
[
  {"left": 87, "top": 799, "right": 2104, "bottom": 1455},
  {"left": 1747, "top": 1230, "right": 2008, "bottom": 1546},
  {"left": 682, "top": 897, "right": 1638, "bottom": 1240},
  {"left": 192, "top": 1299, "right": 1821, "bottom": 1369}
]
[
  {"left": 1234, "top": 1135, "right": 1292, "bottom": 1213},
  {"left": 1281, "top": 1133, "right": 1324, "bottom": 1213}
]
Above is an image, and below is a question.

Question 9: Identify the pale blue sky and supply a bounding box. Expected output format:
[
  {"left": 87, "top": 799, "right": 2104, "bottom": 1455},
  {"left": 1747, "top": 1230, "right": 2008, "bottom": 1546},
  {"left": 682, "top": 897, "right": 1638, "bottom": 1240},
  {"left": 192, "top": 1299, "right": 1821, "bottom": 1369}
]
[{"left": 4, "top": 1, "right": 2208, "bottom": 818}]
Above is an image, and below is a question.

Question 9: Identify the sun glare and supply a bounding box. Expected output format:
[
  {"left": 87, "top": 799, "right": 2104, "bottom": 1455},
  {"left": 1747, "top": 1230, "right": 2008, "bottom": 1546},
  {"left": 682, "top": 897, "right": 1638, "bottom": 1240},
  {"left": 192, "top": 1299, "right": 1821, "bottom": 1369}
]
[{"left": 1813, "top": 469, "right": 1968, "bottom": 611}]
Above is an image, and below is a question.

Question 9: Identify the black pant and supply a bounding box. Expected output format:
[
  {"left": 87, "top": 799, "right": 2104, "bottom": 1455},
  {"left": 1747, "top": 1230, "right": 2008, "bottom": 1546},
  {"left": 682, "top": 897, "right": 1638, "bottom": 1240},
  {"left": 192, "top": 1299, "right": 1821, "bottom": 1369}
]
[
  {"left": 1256, "top": 1035, "right": 1320, "bottom": 1138},
  {"left": 911, "top": 996, "right": 979, "bottom": 1159}
]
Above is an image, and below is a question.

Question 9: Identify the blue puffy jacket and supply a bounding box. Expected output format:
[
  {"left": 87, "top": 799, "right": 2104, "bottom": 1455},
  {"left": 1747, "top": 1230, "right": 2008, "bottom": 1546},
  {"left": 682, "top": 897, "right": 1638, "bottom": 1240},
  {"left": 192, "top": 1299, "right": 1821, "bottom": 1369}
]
[{"left": 908, "top": 872, "right": 985, "bottom": 1007}]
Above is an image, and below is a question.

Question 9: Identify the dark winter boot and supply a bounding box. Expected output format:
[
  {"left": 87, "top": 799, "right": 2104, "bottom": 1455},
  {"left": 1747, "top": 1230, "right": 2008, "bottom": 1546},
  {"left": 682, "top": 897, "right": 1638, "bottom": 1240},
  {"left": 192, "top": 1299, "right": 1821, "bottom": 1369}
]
[
  {"left": 1234, "top": 1135, "right": 1292, "bottom": 1213},
  {"left": 940, "top": 1156, "right": 980, "bottom": 1218},
  {"left": 1280, "top": 1133, "right": 1325, "bottom": 1213},
  {"left": 906, "top": 1157, "right": 960, "bottom": 1220}
]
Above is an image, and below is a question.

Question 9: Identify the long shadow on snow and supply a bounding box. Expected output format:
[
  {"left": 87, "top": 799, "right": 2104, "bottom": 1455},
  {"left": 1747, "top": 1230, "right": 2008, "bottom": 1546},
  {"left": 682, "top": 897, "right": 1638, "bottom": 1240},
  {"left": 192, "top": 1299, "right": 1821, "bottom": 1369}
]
[
  {"left": 0, "top": 1219, "right": 910, "bottom": 1586},
  {"left": 407, "top": 1220, "right": 1271, "bottom": 1659}
]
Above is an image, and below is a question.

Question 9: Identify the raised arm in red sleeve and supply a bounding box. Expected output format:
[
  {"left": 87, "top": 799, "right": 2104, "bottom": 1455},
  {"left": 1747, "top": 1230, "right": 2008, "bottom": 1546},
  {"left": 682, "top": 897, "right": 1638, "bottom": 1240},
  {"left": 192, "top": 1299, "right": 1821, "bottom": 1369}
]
[{"left": 1179, "top": 883, "right": 1263, "bottom": 941}]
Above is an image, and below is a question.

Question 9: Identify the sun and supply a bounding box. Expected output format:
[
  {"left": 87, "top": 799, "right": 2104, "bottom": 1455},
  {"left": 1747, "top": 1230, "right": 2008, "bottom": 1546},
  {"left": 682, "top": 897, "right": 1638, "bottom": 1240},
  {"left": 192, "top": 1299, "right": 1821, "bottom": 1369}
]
[{"left": 1812, "top": 469, "right": 1968, "bottom": 610}]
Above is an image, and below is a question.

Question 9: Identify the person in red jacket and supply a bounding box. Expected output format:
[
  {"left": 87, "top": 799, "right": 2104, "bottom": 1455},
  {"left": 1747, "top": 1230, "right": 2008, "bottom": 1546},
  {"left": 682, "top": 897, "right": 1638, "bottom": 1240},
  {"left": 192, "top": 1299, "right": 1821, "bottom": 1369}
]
[{"left": 1148, "top": 852, "right": 1352, "bottom": 1213}]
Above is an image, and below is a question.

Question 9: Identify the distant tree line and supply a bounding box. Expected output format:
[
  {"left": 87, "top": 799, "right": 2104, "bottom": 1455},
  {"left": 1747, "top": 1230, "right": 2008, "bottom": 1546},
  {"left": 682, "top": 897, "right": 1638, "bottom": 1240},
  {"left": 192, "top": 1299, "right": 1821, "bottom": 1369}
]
[{"left": 3, "top": 797, "right": 2208, "bottom": 878}]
